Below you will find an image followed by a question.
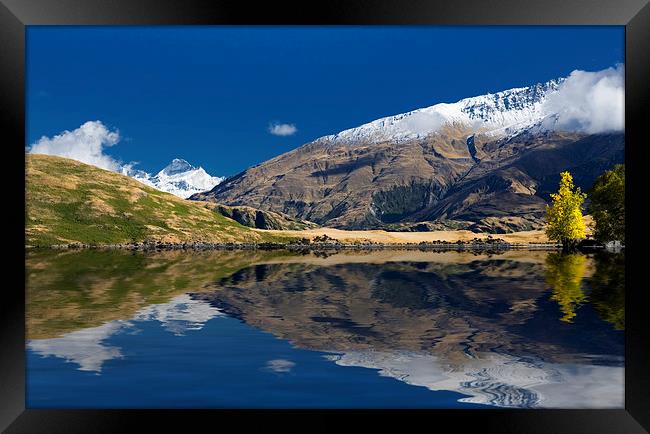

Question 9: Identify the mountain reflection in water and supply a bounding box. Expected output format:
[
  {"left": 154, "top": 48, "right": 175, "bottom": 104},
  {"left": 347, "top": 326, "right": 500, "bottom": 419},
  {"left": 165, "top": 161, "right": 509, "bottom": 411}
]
[{"left": 26, "top": 249, "right": 624, "bottom": 408}]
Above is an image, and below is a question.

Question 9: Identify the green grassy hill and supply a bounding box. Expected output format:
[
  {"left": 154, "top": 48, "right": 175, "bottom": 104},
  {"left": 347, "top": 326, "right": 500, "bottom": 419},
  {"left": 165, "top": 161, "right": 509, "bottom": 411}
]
[{"left": 26, "top": 154, "right": 295, "bottom": 247}]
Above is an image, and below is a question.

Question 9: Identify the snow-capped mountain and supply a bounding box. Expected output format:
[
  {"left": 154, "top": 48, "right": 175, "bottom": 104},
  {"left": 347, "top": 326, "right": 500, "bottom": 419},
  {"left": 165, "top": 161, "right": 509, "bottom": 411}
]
[
  {"left": 321, "top": 79, "right": 564, "bottom": 145},
  {"left": 128, "top": 158, "right": 224, "bottom": 198},
  {"left": 138, "top": 68, "right": 622, "bottom": 205},
  {"left": 197, "top": 70, "right": 624, "bottom": 231}
]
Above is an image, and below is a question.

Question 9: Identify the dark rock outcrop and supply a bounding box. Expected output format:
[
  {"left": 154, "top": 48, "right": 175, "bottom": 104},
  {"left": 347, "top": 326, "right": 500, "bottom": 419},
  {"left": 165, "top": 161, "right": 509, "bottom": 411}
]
[{"left": 212, "top": 204, "right": 318, "bottom": 230}]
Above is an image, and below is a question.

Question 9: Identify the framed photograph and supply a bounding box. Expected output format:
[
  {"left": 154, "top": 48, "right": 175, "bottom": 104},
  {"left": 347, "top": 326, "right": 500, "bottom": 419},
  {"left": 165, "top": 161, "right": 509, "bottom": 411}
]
[{"left": 2, "top": 0, "right": 649, "bottom": 432}]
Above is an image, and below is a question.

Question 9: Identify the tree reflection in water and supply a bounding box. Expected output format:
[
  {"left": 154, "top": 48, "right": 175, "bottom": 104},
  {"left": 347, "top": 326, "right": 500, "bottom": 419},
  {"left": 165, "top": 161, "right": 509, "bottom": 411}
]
[
  {"left": 545, "top": 252, "right": 588, "bottom": 323},
  {"left": 544, "top": 251, "right": 625, "bottom": 328},
  {"left": 590, "top": 252, "right": 625, "bottom": 330}
]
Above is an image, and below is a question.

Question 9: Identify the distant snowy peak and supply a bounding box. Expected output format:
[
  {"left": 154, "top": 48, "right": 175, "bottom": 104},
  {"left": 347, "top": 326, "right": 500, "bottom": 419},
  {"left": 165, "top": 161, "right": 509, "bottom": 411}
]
[
  {"left": 129, "top": 158, "right": 224, "bottom": 199},
  {"left": 150, "top": 162, "right": 225, "bottom": 199},
  {"left": 322, "top": 78, "right": 565, "bottom": 145},
  {"left": 161, "top": 158, "right": 196, "bottom": 176}
]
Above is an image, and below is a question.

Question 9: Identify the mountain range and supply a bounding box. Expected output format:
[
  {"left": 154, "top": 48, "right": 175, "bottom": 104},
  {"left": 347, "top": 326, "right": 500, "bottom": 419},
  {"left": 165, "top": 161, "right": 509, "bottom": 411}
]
[
  {"left": 127, "top": 158, "right": 224, "bottom": 199},
  {"left": 191, "top": 78, "right": 624, "bottom": 232}
]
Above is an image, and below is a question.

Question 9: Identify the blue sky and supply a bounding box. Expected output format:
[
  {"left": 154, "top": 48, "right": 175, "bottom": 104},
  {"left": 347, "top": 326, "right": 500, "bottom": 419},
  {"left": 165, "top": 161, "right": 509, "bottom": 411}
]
[{"left": 26, "top": 26, "right": 624, "bottom": 176}]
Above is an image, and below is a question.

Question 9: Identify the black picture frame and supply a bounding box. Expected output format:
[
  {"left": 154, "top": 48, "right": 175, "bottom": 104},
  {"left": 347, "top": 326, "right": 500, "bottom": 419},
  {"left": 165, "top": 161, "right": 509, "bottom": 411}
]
[{"left": 2, "top": 0, "right": 649, "bottom": 432}]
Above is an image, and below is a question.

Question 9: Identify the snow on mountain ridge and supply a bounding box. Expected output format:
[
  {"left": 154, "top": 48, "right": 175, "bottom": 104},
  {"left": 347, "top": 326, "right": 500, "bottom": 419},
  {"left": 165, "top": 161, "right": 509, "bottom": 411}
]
[
  {"left": 161, "top": 158, "right": 195, "bottom": 176},
  {"left": 129, "top": 158, "right": 224, "bottom": 198},
  {"left": 321, "top": 78, "right": 564, "bottom": 145}
]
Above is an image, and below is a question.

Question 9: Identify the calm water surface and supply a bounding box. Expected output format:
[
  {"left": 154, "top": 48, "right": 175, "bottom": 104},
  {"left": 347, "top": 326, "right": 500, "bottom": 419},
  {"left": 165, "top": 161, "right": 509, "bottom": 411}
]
[{"left": 26, "top": 249, "right": 624, "bottom": 408}]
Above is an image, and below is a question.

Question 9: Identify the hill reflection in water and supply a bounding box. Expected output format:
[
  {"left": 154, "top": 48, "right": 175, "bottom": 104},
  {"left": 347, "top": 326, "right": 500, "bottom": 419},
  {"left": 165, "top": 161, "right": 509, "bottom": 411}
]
[{"left": 26, "top": 249, "right": 624, "bottom": 408}]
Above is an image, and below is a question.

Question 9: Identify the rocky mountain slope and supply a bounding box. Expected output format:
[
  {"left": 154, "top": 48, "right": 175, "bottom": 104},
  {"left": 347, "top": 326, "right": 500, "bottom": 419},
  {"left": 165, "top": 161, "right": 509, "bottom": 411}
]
[{"left": 192, "top": 78, "right": 623, "bottom": 232}]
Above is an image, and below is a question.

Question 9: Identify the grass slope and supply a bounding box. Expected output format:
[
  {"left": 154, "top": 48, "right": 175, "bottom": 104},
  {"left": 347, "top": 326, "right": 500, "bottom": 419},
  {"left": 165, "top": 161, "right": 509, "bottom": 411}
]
[{"left": 26, "top": 154, "right": 295, "bottom": 246}]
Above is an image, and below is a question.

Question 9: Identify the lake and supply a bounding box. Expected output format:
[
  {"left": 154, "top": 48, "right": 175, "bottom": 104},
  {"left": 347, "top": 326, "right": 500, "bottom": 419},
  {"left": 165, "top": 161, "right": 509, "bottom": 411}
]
[{"left": 26, "top": 248, "right": 624, "bottom": 408}]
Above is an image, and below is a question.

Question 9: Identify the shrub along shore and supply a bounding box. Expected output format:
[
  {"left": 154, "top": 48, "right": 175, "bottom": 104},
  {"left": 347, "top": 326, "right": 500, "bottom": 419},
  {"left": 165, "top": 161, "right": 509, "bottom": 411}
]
[
  {"left": 34, "top": 236, "right": 564, "bottom": 252},
  {"left": 31, "top": 233, "right": 624, "bottom": 252}
]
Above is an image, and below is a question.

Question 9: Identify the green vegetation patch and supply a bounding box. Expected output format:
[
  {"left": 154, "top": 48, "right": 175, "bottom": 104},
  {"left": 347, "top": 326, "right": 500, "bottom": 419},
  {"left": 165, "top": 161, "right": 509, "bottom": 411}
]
[{"left": 26, "top": 154, "right": 297, "bottom": 246}]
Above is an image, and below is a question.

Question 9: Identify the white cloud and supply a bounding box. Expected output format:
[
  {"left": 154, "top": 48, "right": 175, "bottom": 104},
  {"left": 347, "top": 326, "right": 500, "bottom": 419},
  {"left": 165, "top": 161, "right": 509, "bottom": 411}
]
[
  {"left": 29, "top": 120, "right": 124, "bottom": 171},
  {"left": 542, "top": 64, "right": 624, "bottom": 134},
  {"left": 26, "top": 294, "right": 224, "bottom": 373},
  {"left": 28, "top": 321, "right": 128, "bottom": 373},
  {"left": 268, "top": 122, "right": 297, "bottom": 136},
  {"left": 264, "top": 359, "right": 296, "bottom": 373}
]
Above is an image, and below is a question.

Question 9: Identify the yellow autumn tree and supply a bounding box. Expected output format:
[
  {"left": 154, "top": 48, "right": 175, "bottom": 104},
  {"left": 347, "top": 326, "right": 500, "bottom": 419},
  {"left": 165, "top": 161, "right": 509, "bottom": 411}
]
[{"left": 545, "top": 171, "right": 587, "bottom": 251}]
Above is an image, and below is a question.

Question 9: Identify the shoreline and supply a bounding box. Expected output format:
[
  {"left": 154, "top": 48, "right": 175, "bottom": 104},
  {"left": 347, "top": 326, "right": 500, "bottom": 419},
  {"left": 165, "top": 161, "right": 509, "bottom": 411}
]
[{"left": 28, "top": 240, "right": 565, "bottom": 252}]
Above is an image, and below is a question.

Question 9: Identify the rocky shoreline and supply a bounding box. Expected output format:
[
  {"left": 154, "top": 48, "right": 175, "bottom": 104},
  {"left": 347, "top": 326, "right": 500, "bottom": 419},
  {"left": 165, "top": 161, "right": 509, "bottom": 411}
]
[{"left": 31, "top": 236, "right": 564, "bottom": 252}]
